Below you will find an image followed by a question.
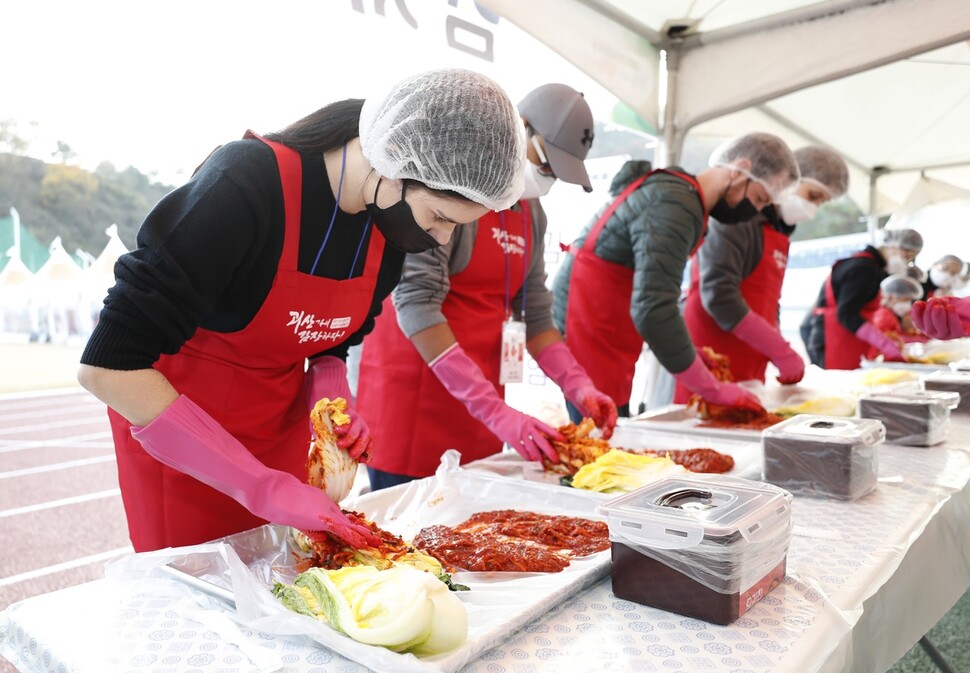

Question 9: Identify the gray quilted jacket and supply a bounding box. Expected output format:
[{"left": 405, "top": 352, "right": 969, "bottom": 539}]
[{"left": 551, "top": 160, "right": 706, "bottom": 374}]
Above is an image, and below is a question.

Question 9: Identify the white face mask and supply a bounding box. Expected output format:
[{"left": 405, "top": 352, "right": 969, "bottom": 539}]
[
  {"left": 930, "top": 267, "right": 955, "bottom": 288},
  {"left": 890, "top": 300, "right": 913, "bottom": 318},
  {"left": 777, "top": 194, "right": 818, "bottom": 224},
  {"left": 520, "top": 161, "right": 557, "bottom": 200},
  {"left": 885, "top": 254, "right": 909, "bottom": 275}
]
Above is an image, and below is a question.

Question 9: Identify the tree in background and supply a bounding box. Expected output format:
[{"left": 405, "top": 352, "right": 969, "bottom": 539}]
[{"left": 0, "top": 118, "right": 173, "bottom": 255}]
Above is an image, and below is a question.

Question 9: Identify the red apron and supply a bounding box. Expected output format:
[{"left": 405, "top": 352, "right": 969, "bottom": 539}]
[
  {"left": 564, "top": 170, "right": 706, "bottom": 407},
  {"left": 868, "top": 306, "right": 929, "bottom": 354},
  {"left": 357, "top": 204, "right": 532, "bottom": 477},
  {"left": 871, "top": 306, "right": 900, "bottom": 335},
  {"left": 818, "top": 251, "right": 881, "bottom": 370},
  {"left": 109, "top": 133, "right": 386, "bottom": 551},
  {"left": 675, "top": 223, "right": 790, "bottom": 401}
]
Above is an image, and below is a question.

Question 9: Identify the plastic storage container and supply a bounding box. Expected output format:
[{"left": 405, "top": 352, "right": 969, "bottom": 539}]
[
  {"left": 596, "top": 474, "right": 792, "bottom": 625},
  {"left": 761, "top": 415, "right": 885, "bottom": 501},
  {"left": 922, "top": 370, "right": 970, "bottom": 414},
  {"left": 857, "top": 390, "right": 959, "bottom": 446}
]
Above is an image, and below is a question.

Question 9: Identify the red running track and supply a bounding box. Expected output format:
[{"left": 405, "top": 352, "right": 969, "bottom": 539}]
[{"left": 0, "top": 388, "right": 131, "bottom": 620}]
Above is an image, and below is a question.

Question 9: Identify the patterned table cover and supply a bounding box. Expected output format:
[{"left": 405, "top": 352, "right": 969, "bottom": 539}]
[{"left": 3, "top": 422, "right": 970, "bottom": 673}]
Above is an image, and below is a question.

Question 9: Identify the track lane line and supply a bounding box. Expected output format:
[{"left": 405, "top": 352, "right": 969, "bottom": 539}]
[
  {"left": 0, "top": 455, "right": 116, "bottom": 479},
  {"left": 0, "top": 489, "right": 121, "bottom": 518},
  {"left": 0, "top": 546, "right": 133, "bottom": 588}
]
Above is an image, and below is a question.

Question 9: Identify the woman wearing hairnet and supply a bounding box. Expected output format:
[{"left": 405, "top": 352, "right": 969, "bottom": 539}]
[
  {"left": 921, "top": 254, "right": 969, "bottom": 298},
  {"left": 800, "top": 228, "right": 923, "bottom": 369},
  {"left": 552, "top": 132, "right": 799, "bottom": 420},
  {"left": 675, "top": 147, "right": 848, "bottom": 397},
  {"left": 76, "top": 69, "right": 525, "bottom": 552},
  {"left": 356, "top": 83, "right": 617, "bottom": 491},
  {"left": 868, "top": 275, "right": 926, "bottom": 358}
]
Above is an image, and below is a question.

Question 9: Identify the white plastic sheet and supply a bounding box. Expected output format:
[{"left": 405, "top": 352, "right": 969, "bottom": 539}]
[{"left": 105, "top": 453, "right": 611, "bottom": 673}]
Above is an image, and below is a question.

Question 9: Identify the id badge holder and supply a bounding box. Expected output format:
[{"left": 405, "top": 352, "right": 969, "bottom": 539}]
[{"left": 499, "top": 318, "right": 526, "bottom": 384}]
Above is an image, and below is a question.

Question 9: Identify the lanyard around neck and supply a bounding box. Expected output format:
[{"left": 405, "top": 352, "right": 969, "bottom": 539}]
[
  {"left": 500, "top": 206, "right": 529, "bottom": 320},
  {"left": 310, "top": 143, "right": 373, "bottom": 279}
]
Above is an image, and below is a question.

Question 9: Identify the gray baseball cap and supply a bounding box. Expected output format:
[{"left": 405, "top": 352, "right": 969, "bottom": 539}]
[{"left": 518, "top": 83, "right": 594, "bottom": 192}]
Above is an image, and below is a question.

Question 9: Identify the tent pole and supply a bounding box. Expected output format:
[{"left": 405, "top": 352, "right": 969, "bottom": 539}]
[
  {"left": 867, "top": 168, "right": 884, "bottom": 241},
  {"left": 657, "top": 47, "right": 684, "bottom": 168}
]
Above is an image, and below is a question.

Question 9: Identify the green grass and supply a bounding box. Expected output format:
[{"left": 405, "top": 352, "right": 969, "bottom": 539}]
[{"left": 889, "top": 589, "right": 970, "bottom": 672}]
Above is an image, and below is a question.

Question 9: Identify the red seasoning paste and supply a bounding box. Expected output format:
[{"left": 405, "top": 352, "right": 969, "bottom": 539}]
[
  {"left": 645, "top": 448, "right": 735, "bottom": 473},
  {"left": 413, "top": 510, "right": 610, "bottom": 573}
]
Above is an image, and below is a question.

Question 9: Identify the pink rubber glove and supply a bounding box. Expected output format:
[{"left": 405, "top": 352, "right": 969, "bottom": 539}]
[
  {"left": 430, "top": 344, "right": 564, "bottom": 462},
  {"left": 305, "top": 356, "right": 373, "bottom": 462},
  {"left": 855, "top": 322, "right": 903, "bottom": 360},
  {"left": 131, "top": 395, "right": 380, "bottom": 548},
  {"left": 731, "top": 311, "right": 805, "bottom": 384},
  {"left": 911, "top": 297, "right": 970, "bottom": 340},
  {"left": 534, "top": 341, "right": 618, "bottom": 438},
  {"left": 672, "top": 354, "right": 765, "bottom": 411}
]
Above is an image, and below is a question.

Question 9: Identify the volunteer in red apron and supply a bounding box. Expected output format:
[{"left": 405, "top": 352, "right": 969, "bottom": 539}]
[
  {"left": 357, "top": 84, "right": 617, "bottom": 491},
  {"left": 677, "top": 147, "right": 849, "bottom": 396},
  {"left": 76, "top": 69, "right": 527, "bottom": 552},
  {"left": 800, "top": 228, "right": 923, "bottom": 369},
  {"left": 552, "top": 133, "right": 800, "bottom": 419},
  {"left": 869, "top": 274, "right": 926, "bottom": 356},
  {"left": 921, "top": 255, "right": 969, "bottom": 299}
]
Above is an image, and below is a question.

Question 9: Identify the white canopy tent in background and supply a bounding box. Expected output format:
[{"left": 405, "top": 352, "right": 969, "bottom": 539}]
[
  {"left": 81, "top": 224, "right": 128, "bottom": 331},
  {"left": 0, "top": 256, "right": 35, "bottom": 334},
  {"left": 478, "top": 0, "right": 970, "bottom": 225},
  {"left": 32, "top": 236, "right": 86, "bottom": 342},
  {"left": 0, "top": 207, "right": 36, "bottom": 334}
]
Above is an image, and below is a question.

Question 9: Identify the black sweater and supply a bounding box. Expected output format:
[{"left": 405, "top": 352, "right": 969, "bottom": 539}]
[
  {"left": 812, "top": 245, "right": 887, "bottom": 333},
  {"left": 81, "top": 139, "right": 405, "bottom": 370}
]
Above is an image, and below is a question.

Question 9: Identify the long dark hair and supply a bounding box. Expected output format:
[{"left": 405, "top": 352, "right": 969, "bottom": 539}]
[
  {"left": 264, "top": 99, "right": 364, "bottom": 154},
  {"left": 265, "top": 97, "right": 469, "bottom": 204}
]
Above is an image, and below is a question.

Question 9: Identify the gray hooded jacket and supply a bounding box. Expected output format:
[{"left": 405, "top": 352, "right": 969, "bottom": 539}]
[{"left": 551, "top": 160, "right": 705, "bottom": 374}]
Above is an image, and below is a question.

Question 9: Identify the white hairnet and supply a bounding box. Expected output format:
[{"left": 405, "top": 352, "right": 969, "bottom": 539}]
[
  {"left": 795, "top": 146, "right": 849, "bottom": 198},
  {"left": 934, "top": 254, "right": 965, "bottom": 269},
  {"left": 880, "top": 227, "right": 924, "bottom": 253},
  {"left": 708, "top": 132, "right": 799, "bottom": 201},
  {"left": 359, "top": 68, "right": 525, "bottom": 211},
  {"left": 906, "top": 264, "right": 928, "bottom": 284},
  {"left": 880, "top": 274, "right": 923, "bottom": 299}
]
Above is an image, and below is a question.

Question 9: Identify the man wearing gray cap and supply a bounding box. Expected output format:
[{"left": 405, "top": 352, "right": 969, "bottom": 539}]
[{"left": 356, "top": 83, "right": 618, "bottom": 491}]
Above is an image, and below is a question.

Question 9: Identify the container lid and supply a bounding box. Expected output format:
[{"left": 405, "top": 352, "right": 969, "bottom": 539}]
[
  {"left": 860, "top": 389, "right": 960, "bottom": 410},
  {"left": 923, "top": 370, "right": 970, "bottom": 384},
  {"left": 761, "top": 414, "right": 886, "bottom": 446},
  {"left": 595, "top": 473, "right": 791, "bottom": 550},
  {"left": 948, "top": 358, "right": 970, "bottom": 372}
]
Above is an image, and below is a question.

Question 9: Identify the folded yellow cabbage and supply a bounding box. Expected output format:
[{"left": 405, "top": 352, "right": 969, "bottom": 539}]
[
  {"left": 772, "top": 396, "right": 857, "bottom": 418},
  {"left": 571, "top": 449, "right": 685, "bottom": 494},
  {"left": 858, "top": 368, "right": 919, "bottom": 387}
]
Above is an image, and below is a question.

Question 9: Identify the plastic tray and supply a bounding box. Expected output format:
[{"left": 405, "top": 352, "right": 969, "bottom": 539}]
[
  {"left": 130, "top": 465, "right": 611, "bottom": 673},
  {"left": 629, "top": 404, "right": 768, "bottom": 441}
]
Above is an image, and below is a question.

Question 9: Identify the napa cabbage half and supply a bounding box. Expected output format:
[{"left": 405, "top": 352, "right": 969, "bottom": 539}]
[{"left": 274, "top": 564, "right": 468, "bottom": 655}]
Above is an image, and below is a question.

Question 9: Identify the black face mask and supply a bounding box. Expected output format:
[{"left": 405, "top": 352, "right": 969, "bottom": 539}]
[
  {"left": 710, "top": 197, "right": 758, "bottom": 224},
  {"left": 709, "top": 177, "right": 760, "bottom": 224},
  {"left": 365, "top": 179, "right": 441, "bottom": 254}
]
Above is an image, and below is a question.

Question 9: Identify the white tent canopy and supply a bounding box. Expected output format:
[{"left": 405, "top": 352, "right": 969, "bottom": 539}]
[
  {"left": 479, "top": 0, "right": 970, "bottom": 216},
  {"left": 33, "top": 236, "right": 87, "bottom": 341}
]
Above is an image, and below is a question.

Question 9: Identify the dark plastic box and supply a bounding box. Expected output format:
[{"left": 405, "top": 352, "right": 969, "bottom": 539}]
[
  {"left": 762, "top": 415, "right": 885, "bottom": 501},
  {"left": 597, "top": 474, "right": 792, "bottom": 625},
  {"left": 858, "top": 390, "right": 958, "bottom": 446},
  {"left": 921, "top": 370, "right": 970, "bottom": 414}
]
